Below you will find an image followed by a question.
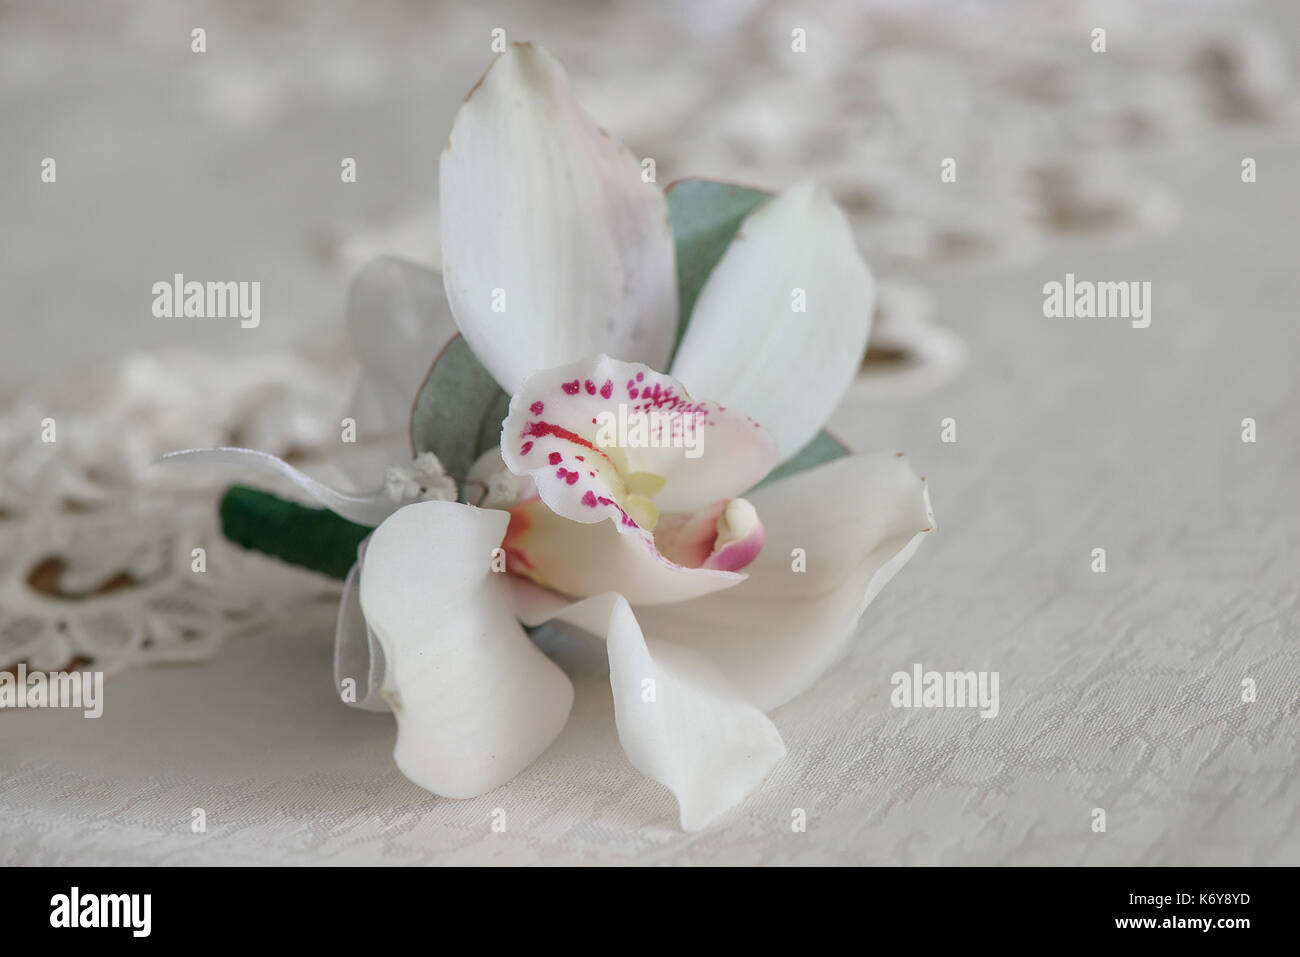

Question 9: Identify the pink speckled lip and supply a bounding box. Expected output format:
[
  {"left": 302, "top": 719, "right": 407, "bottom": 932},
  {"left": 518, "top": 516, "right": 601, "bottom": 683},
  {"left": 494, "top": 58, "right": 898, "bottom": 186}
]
[
  {"left": 501, "top": 354, "right": 779, "bottom": 536},
  {"left": 492, "top": 354, "right": 783, "bottom": 603}
]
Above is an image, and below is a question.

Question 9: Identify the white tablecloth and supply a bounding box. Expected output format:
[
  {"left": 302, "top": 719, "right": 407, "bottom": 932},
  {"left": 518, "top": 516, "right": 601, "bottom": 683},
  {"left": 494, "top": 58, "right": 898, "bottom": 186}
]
[{"left": 1, "top": 0, "right": 1297, "bottom": 865}]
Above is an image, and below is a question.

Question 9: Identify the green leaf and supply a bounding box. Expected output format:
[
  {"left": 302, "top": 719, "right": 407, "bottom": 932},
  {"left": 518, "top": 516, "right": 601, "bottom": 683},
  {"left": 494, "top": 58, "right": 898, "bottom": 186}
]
[
  {"left": 409, "top": 334, "right": 511, "bottom": 488},
  {"left": 666, "top": 179, "right": 770, "bottom": 357},
  {"left": 668, "top": 178, "right": 847, "bottom": 486},
  {"left": 219, "top": 485, "right": 372, "bottom": 580},
  {"left": 754, "top": 431, "right": 849, "bottom": 489}
]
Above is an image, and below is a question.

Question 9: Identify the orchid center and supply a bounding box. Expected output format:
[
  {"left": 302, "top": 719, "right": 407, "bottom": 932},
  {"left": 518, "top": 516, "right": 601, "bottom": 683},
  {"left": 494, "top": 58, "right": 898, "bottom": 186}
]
[{"left": 494, "top": 355, "right": 782, "bottom": 600}]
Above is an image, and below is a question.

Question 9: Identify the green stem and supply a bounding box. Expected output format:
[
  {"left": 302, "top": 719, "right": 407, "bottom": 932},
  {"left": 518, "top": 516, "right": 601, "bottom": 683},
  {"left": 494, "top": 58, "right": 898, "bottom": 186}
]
[{"left": 219, "top": 485, "right": 373, "bottom": 580}]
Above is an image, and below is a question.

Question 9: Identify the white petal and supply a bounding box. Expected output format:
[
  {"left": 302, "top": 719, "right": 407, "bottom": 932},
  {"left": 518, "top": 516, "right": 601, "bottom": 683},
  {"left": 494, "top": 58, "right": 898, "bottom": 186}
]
[
  {"left": 472, "top": 446, "right": 749, "bottom": 605},
  {"left": 510, "top": 591, "right": 785, "bottom": 830},
  {"left": 633, "top": 452, "right": 934, "bottom": 710},
  {"left": 439, "top": 43, "right": 676, "bottom": 394},
  {"left": 160, "top": 447, "right": 402, "bottom": 526},
  {"left": 500, "top": 496, "right": 747, "bottom": 606},
  {"left": 359, "top": 501, "right": 573, "bottom": 798},
  {"left": 670, "top": 183, "right": 876, "bottom": 460},
  {"left": 512, "top": 453, "right": 934, "bottom": 713},
  {"left": 607, "top": 598, "right": 785, "bottom": 831}
]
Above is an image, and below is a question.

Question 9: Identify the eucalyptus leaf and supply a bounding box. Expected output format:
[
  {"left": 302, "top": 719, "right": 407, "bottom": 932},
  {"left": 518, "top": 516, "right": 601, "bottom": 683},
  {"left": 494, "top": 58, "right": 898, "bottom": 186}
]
[
  {"left": 666, "top": 179, "right": 770, "bottom": 357},
  {"left": 754, "top": 431, "right": 849, "bottom": 489},
  {"left": 409, "top": 334, "right": 511, "bottom": 487}
]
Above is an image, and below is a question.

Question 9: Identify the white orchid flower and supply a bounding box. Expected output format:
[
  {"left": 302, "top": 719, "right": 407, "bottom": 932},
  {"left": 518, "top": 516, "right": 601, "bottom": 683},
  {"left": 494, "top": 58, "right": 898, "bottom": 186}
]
[{"left": 168, "top": 43, "right": 934, "bottom": 831}]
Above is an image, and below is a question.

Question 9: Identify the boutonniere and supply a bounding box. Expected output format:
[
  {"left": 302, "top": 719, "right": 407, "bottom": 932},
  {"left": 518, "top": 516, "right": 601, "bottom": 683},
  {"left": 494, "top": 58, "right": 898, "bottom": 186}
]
[{"left": 168, "top": 43, "right": 934, "bottom": 831}]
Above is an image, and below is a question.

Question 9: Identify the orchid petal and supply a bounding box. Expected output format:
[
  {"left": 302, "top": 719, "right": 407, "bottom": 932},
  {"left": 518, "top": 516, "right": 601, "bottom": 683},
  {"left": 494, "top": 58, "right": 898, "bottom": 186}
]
[
  {"left": 633, "top": 452, "right": 934, "bottom": 710},
  {"left": 606, "top": 597, "right": 786, "bottom": 831},
  {"left": 359, "top": 501, "right": 573, "bottom": 798},
  {"left": 474, "top": 443, "right": 756, "bottom": 605},
  {"left": 500, "top": 495, "right": 752, "bottom": 606},
  {"left": 511, "top": 453, "right": 934, "bottom": 712},
  {"left": 439, "top": 43, "right": 677, "bottom": 394},
  {"left": 505, "top": 588, "right": 785, "bottom": 830},
  {"left": 669, "top": 183, "right": 876, "bottom": 460}
]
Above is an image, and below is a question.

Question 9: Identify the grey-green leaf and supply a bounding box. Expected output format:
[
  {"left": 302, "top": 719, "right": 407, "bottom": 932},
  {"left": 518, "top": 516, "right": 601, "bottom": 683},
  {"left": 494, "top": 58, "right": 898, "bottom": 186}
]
[
  {"left": 666, "top": 179, "right": 771, "bottom": 357},
  {"left": 409, "top": 335, "right": 511, "bottom": 487},
  {"left": 754, "top": 431, "right": 849, "bottom": 490}
]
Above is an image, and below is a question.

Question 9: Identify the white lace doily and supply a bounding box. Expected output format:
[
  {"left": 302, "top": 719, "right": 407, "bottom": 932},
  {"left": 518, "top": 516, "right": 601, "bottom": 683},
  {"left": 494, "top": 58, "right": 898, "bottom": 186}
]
[
  {"left": 328, "top": 0, "right": 1292, "bottom": 270},
  {"left": 0, "top": 350, "right": 357, "bottom": 674}
]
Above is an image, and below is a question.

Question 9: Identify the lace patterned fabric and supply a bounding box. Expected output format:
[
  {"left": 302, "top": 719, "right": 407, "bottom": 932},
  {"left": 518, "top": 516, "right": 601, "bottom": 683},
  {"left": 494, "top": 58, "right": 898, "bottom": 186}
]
[{"left": 0, "top": 351, "right": 353, "bottom": 675}]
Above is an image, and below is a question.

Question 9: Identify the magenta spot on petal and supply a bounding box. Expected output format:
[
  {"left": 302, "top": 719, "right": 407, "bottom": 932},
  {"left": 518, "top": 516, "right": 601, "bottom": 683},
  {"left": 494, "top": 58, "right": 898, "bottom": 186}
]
[
  {"left": 629, "top": 388, "right": 638, "bottom": 398},
  {"left": 600, "top": 379, "right": 613, "bottom": 399},
  {"left": 553, "top": 468, "right": 580, "bottom": 486},
  {"left": 636, "top": 371, "right": 644, "bottom": 382},
  {"left": 594, "top": 494, "right": 638, "bottom": 527},
  {"left": 562, "top": 380, "right": 580, "bottom": 395},
  {"left": 530, "top": 401, "right": 544, "bottom": 415},
  {"left": 584, "top": 379, "right": 596, "bottom": 395},
  {"left": 548, "top": 452, "right": 562, "bottom": 465},
  {"left": 521, "top": 441, "right": 534, "bottom": 455},
  {"left": 524, "top": 420, "right": 607, "bottom": 458},
  {"left": 575, "top": 455, "right": 584, "bottom": 461},
  {"left": 581, "top": 490, "right": 598, "bottom": 507}
]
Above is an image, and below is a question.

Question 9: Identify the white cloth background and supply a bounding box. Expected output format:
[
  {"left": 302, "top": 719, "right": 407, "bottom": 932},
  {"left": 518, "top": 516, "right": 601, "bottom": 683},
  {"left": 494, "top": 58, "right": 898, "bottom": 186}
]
[{"left": 1, "top": 0, "right": 1297, "bottom": 864}]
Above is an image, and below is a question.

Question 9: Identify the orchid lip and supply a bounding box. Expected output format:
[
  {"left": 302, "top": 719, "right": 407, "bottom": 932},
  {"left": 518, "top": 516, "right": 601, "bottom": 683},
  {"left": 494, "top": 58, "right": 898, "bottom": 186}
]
[
  {"left": 500, "top": 354, "right": 779, "bottom": 535},
  {"left": 490, "top": 354, "right": 781, "bottom": 603}
]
